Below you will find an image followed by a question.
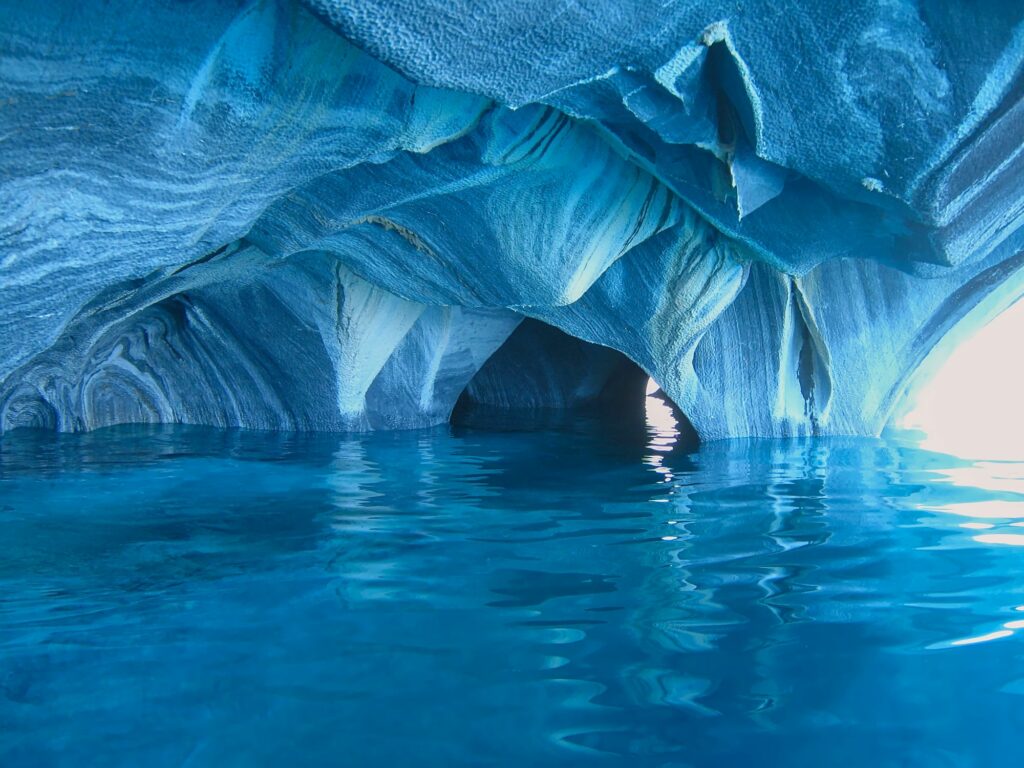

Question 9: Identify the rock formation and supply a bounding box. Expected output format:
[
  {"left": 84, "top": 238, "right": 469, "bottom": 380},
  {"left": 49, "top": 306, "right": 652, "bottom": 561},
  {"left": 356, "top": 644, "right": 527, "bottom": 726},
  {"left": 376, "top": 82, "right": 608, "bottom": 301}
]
[{"left": 1, "top": 0, "right": 1022, "bottom": 438}]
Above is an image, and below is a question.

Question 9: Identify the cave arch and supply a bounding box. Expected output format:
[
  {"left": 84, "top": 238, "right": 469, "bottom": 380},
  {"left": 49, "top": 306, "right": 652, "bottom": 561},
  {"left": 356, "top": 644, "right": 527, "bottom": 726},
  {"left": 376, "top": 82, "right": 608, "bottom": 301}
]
[
  {"left": 451, "top": 318, "right": 699, "bottom": 447},
  {"left": 454, "top": 319, "right": 648, "bottom": 414},
  {"left": 888, "top": 263, "right": 1024, "bottom": 434}
]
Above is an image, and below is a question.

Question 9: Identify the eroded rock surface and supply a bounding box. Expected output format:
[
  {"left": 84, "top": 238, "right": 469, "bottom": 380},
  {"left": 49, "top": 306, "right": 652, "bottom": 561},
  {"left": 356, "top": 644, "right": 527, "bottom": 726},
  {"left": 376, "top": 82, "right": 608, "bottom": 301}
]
[{"left": 2, "top": 0, "right": 1022, "bottom": 438}]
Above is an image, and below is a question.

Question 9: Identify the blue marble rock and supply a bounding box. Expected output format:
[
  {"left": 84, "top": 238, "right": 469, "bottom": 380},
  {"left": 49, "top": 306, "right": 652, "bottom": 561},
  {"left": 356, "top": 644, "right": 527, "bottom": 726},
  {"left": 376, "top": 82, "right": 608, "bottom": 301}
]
[{"left": 0, "top": 0, "right": 1022, "bottom": 438}]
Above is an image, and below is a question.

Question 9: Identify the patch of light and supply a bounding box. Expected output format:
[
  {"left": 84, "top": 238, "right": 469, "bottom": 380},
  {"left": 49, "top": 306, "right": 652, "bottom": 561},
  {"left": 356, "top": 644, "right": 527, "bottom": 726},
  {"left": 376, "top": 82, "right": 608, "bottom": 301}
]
[
  {"left": 915, "top": 462, "right": 1024, "bottom": 522},
  {"left": 931, "top": 500, "right": 1024, "bottom": 519},
  {"left": 928, "top": 625, "right": 1019, "bottom": 650},
  {"left": 644, "top": 378, "right": 679, "bottom": 454},
  {"left": 931, "top": 463, "right": 1024, "bottom": 495},
  {"left": 898, "top": 299, "right": 1024, "bottom": 460},
  {"left": 973, "top": 533, "right": 1024, "bottom": 546},
  {"left": 949, "top": 629, "right": 1014, "bottom": 647},
  {"left": 644, "top": 377, "right": 681, "bottom": 486}
]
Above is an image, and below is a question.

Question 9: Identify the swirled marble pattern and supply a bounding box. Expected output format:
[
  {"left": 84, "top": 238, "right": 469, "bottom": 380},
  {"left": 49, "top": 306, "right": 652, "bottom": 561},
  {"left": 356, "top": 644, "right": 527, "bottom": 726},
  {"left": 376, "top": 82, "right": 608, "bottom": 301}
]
[{"left": 1, "top": 0, "right": 1023, "bottom": 438}]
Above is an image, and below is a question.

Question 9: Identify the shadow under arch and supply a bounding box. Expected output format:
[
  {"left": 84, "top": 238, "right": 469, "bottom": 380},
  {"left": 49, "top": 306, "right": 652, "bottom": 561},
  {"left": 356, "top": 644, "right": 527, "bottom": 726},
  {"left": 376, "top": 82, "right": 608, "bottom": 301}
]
[{"left": 451, "top": 318, "right": 700, "bottom": 451}]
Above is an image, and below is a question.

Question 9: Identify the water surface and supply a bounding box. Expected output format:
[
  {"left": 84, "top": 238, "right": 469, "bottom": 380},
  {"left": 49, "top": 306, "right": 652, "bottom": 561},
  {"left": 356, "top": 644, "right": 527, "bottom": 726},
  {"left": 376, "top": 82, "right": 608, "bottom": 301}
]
[{"left": 1, "top": 401, "right": 1023, "bottom": 766}]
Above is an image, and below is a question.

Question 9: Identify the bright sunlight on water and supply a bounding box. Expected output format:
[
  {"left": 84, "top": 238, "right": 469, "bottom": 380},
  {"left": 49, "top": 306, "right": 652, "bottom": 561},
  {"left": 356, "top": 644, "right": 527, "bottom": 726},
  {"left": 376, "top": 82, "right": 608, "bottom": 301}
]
[{"left": 2, "top": 395, "right": 1024, "bottom": 767}]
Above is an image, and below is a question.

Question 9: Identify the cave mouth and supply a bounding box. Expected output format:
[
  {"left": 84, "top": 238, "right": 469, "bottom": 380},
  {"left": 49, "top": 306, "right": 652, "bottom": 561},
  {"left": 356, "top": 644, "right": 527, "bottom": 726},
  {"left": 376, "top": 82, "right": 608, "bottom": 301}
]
[
  {"left": 893, "top": 298, "right": 1024, "bottom": 460},
  {"left": 451, "top": 318, "right": 698, "bottom": 450}
]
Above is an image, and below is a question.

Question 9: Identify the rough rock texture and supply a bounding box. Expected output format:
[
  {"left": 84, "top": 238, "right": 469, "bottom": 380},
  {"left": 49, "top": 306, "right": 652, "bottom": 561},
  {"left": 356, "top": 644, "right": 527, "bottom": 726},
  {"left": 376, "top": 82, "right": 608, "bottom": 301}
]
[{"left": 1, "top": 0, "right": 1023, "bottom": 438}]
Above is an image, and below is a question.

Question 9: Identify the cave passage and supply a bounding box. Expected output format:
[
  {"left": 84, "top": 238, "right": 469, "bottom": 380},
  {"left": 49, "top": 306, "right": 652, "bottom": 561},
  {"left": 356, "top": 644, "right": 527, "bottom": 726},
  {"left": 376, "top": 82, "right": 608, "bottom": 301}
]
[{"left": 451, "top": 318, "right": 699, "bottom": 449}]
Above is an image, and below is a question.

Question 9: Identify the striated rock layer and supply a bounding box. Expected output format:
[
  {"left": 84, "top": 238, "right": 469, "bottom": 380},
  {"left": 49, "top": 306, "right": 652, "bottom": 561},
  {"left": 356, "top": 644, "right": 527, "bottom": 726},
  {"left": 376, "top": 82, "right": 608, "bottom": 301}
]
[{"left": 1, "top": 0, "right": 1023, "bottom": 439}]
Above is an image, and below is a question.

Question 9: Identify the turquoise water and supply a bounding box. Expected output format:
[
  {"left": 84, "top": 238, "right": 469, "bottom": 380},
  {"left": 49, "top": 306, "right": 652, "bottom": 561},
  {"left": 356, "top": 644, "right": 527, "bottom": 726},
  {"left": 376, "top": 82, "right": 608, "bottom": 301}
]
[{"left": 2, "top": 401, "right": 1023, "bottom": 767}]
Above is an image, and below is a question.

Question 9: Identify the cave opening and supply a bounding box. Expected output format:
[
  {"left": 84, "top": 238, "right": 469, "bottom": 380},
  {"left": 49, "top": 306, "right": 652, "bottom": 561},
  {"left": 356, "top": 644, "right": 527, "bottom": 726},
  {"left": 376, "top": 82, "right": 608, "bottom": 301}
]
[
  {"left": 892, "top": 298, "right": 1024, "bottom": 460},
  {"left": 451, "top": 318, "right": 698, "bottom": 450}
]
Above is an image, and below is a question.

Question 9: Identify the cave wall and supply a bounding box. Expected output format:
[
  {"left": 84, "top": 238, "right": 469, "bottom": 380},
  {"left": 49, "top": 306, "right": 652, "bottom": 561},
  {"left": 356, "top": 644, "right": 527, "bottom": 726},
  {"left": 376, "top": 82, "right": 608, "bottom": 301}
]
[{"left": 1, "top": 0, "right": 1023, "bottom": 439}]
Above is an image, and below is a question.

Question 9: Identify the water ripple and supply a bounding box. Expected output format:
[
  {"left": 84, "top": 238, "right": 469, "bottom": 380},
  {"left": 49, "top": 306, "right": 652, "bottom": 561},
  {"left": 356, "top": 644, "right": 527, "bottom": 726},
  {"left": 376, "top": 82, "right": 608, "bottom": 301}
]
[{"left": 0, "top": 422, "right": 1022, "bottom": 766}]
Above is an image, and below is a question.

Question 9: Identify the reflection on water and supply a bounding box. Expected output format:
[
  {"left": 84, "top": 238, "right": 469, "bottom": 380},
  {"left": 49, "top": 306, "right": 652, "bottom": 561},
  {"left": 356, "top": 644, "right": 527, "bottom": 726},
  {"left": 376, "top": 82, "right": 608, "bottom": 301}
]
[{"left": 1, "top": 406, "right": 1023, "bottom": 767}]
